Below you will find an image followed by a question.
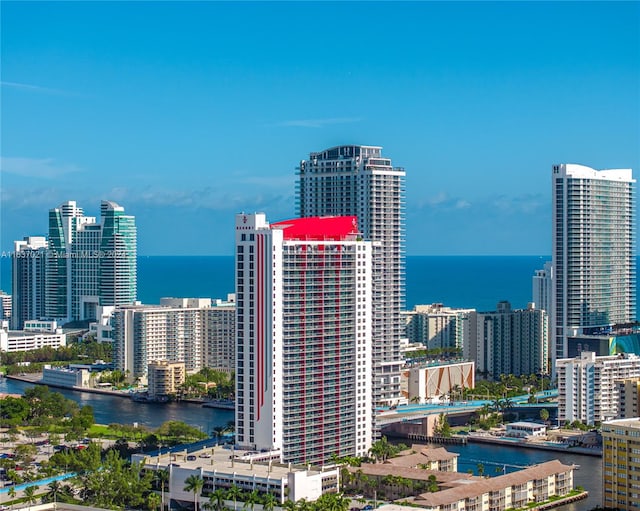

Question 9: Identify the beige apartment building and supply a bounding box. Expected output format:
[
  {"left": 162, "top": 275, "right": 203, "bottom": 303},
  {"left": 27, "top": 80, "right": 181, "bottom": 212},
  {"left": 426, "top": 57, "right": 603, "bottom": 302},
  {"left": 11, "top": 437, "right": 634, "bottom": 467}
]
[
  {"left": 602, "top": 417, "right": 640, "bottom": 510},
  {"left": 147, "top": 360, "right": 185, "bottom": 399}
]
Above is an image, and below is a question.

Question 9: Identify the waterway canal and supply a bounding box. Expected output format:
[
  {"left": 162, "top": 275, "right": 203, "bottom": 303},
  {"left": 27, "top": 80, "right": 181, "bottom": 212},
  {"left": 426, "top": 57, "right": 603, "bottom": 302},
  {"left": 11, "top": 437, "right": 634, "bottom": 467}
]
[
  {"left": 1, "top": 377, "right": 600, "bottom": 510},
  {"left": 0, "top": 377, "right": 233, "bottom": 432}
]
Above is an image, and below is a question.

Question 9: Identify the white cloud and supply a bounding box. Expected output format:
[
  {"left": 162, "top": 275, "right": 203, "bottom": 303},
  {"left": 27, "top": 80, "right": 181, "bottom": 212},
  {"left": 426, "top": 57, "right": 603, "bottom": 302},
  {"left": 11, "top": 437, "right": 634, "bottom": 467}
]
[
  {"left": 274, "top": 117, "right": 362, "bottom": 128},
  {"left": 1, "top": 157, "right": 83, "bottom": 179},
  {"left": 1, "top": 81, "right": 82, "bottom": 96}
]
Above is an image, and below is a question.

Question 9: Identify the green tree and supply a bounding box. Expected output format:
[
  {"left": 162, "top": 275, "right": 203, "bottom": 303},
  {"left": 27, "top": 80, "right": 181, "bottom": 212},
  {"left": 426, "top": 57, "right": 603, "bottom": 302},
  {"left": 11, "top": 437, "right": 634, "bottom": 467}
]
[
  {"left": 262, "top": 493, "right": 278, "bottom": 511},
  {"left": 23, "top": 485, "right": 39, "bottom": 509},
  {"left": 155, "top": 468, "right": 169, "bottom": 510},
  {"left": 44, "top": 480, "right": 63, "bottom": 504},
  {"left": 427, "top": 474, "right": 438, "bottom": 492},
  {"left": 212, "top": 425, "right": 227, "bottom": 443},
  {"left": 433, "top": 413, "right": 451, "bottom": 437},
  {"left": 227, "top": 484, "right": 242, "bottom": 510},
  {"left": 0, "top": 396, "right": 29, "bottom": 426},
  {"left": 147, "top": 492, "right": 162, "bottom": 511},
  {"left": 477, "top": 463, "right": 485, "bottom": 476},
  {"left": 368, "top": 436, "right": 393, "bottom": 463},
  {"left": 243, "top": 490, "right": 261, "bottom": 510},
  {"left": 183, "top": 474, "right": 205, "bottom": 511},
  {"left": 206, "top": 488, "right": 227, "bottom": 511},
  {"left": 540, "top": 408, "right": 550, "bottom": 425}
]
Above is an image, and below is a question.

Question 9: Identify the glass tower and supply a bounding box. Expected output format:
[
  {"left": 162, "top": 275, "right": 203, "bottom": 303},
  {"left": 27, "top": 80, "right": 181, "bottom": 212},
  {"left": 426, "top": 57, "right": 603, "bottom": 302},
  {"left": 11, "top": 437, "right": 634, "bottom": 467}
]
[{"left": 552, "top": 164, "right": 636, "bottom": 368}]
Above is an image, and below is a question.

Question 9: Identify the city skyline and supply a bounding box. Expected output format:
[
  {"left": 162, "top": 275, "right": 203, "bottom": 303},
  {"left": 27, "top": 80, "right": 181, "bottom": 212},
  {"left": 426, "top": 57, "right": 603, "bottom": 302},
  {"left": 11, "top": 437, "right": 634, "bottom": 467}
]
[{"left": 1, "top": 1, "right": 639, "bottom": 256}]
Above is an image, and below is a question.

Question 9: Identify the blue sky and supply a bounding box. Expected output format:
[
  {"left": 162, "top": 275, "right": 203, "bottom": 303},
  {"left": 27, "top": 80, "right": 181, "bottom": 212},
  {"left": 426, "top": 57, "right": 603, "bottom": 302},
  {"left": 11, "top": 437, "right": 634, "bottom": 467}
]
[{"left": 1, "top": 1, "right": 638, "bottom": 256}]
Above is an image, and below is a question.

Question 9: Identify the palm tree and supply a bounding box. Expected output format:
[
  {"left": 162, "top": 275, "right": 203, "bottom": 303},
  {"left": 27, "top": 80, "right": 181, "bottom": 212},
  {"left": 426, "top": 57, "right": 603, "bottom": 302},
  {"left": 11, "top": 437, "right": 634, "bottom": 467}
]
[
  {"left": 368, "top": 436, "right": 393, "bottom": 463},
  {"left": 243, "top": 489, "right": 260, "bottom": 510},
  {"left": 205, "top": 488, "right": 227, "bottom": 511},
  {"left": 227, "top": 484, "right": 242, "bottom": 510},
  {"left": 147, "top": 492, "right": 162, "bottom": 511},
  {"left": 156, "top": 468, "right": 169, "bottom": 510},
  {"left": 183, "top": 474, "right": 205, "bottom": 511},
  {"left": 7, "top": 486, "right": 16, "bottom": 502},
  {"left": 540, "top": 408, "right": 550, "bottom": 425},
  {"left": 262, "top": 492, "right": 278, "bottom": 511},
  {"left": 45, "top": 480, "right": 62, "bottom": 504},
  {"left": 212, "top": 426, "right": 226, "bottom": 444},
  {"left": 23, "top": 485, "right": 39, "bottom": 510},
  {"left": 282, "top": 500, "right": 297, "bottom": 511}
]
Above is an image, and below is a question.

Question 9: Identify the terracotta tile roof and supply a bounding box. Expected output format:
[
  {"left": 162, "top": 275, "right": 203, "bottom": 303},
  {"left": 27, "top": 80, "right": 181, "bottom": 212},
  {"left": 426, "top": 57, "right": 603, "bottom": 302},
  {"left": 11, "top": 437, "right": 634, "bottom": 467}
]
[
  {"left": 386, "top": 445, "right": 459, "bottom": 468},
  {"left": 348, "top": 464, "right": 478, "bottom": 484},
  {"left": 413, "top": 460, "right": 574, "bottom": 506}
]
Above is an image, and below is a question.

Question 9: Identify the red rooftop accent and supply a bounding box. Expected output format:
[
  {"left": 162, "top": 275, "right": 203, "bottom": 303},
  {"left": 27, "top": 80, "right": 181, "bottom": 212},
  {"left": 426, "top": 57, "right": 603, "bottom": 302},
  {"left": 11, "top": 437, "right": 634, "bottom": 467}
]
[{"left": 272, "top": 216, "right": 359, "bottom": 241}]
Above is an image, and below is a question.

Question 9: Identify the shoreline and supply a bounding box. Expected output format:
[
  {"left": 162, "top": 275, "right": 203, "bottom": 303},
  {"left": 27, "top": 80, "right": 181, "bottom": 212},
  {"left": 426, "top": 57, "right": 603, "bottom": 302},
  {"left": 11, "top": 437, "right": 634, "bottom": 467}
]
[
  {"left": 5, "top": 373, "right": 133, "bottom": 398},
  {"left": 467, "top": 433, "right": 602, "bottom": 457},
  {"left": 4, "top": 374, "right": 226, "bottom": 406}
]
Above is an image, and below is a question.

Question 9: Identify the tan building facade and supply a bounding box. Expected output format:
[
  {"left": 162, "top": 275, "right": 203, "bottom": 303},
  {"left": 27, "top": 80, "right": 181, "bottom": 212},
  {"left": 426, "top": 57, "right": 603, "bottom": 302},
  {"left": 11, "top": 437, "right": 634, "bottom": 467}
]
[
  {"left": 147, "top": 360, "right": 185, "bottom": 399},
  {"left": 602, "top": 417, "right": 640, "bottom": 510}
]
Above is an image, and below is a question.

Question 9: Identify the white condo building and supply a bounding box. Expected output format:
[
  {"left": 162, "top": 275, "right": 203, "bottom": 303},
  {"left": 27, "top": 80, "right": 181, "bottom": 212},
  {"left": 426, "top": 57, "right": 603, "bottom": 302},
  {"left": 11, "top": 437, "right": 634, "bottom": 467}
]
[
  {"left": 111, "top": 297, "right": 235, "bottom": 380},
  {"left": 532, "top": 261, "right": 552, "bottom": 315},
  {"left": 0, "top": 291, "right": 11, "bottom": 323},
  {"left": 557, "top": 351, "right": 640, "bottom": 425},
  {"left": 297, "top": 145, "right": 405, "bottom": 406},
  {"left": 11, "top": 236, "right": 48, "bottom": 330},
  {"left": 552, "top": 164, "right": 635, "bottom": 368},
  {"left": 235, "top": 213, "right": 373, "bottom": 464},
  {"left": 404, "top": 304, "right": 474, "bottom": 352}
]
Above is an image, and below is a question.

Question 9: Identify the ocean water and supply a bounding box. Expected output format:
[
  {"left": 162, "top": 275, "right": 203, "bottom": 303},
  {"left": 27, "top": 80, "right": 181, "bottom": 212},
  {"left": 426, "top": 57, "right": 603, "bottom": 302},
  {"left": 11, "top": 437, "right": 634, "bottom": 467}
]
[{"left": 1, "top": 255, "right": 552, "bottom": 312}]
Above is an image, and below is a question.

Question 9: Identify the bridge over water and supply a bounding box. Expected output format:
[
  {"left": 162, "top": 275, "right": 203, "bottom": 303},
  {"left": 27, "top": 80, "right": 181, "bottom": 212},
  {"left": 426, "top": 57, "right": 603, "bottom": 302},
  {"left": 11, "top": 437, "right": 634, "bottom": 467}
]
[{"left": 376, "top": 390, "right": 558, "bottom": 426}]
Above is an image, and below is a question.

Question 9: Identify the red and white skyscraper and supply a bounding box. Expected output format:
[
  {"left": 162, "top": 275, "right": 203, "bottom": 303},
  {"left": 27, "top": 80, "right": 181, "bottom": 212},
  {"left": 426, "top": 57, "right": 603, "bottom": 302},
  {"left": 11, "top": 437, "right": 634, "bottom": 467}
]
[{"left": 235, "top": 213, "right": 373, "bottom": 464}]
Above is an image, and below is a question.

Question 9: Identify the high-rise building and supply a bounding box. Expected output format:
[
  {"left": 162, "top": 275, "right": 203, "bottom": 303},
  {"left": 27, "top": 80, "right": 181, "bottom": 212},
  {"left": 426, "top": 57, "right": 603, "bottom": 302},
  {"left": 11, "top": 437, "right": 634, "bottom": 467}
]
[
  {"left": 297, "top": 145, "right": 405, "bottom": 406},
  {"left": 44, "top": 200, "right": 137, "bottom": 323},
  {"left": 11, "top": 236, "right": 48, "bottom": 330},
  {"left": 404, "top": 303, "right": 474, "bottom": 352},
  {"left": 532, "top": 261, "right": 552, "bottom": 315},
  {"left": 235, "top": 213, "right": 373, "bottom": 464},
  {"left": 98, "top": 201, "right": 137, "bottom": 309},
  {"left": 467, "top": 301, "right": 548, "bottom": 379},
  {"left": 204, "top": 297, "right": 236, "bottom": 375},
  {"left": 602, "top": 417, "right": 640, "bottom": 510},
  {"left": 0, "top": 291, "right": 12, "bottom": 323},
  {"left": 556, "top": 351, "right": 640, "bottom": 425},
  {"left": 112, "top": 297, "right": 234, "bottom": 380},
  {"left": 46, "top": 200, "right": 92, "bottom": 321},
  {"left": 552, "top": 164, "right": 635, "bottom": 368}
]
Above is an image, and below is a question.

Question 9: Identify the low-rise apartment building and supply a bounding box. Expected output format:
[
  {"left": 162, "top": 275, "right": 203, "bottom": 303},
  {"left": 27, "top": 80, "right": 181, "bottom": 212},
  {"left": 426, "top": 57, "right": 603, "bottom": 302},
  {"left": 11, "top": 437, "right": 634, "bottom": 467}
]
[
  {"left": 345, "top": 459, "right": 575, "bottom": 510},
  {"left": 132, "top": 446, "right": 339, "bottom": 507},
  {"left": 147, "top": 360, "right": 185, "bottom": 399},
  {"left": 557, "top": 351, "right": 640, "bottom": 425},
  {"left": 0, "top": 320, "right": 66, "bottom": 352}
]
